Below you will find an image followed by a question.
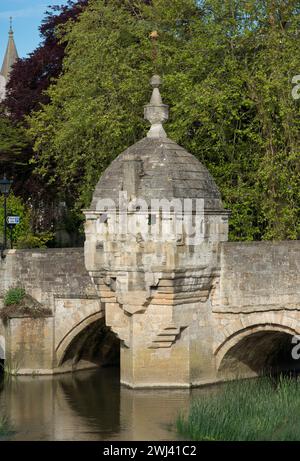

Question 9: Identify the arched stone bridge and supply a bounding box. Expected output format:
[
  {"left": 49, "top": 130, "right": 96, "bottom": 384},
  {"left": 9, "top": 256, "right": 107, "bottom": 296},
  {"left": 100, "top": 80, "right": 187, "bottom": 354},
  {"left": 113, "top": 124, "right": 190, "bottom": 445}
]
[
  {"left": 0, "top": 240, "right": 300, "bottom": 387},
  {"left": 0, "top": 249, "right": 106, "bottom": 374},
  {"left": 211, "top": 241, "right": 300, "bottom": 382}
]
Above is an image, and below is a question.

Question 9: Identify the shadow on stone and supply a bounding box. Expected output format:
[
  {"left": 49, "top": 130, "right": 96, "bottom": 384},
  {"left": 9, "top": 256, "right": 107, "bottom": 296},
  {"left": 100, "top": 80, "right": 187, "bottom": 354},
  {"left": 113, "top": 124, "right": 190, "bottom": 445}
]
[
  {"left": 61, "top": 318, "right": 120, "bottom": 371},
  {"left": 218, "top": 331, "right": 298, "bottom": 380}
]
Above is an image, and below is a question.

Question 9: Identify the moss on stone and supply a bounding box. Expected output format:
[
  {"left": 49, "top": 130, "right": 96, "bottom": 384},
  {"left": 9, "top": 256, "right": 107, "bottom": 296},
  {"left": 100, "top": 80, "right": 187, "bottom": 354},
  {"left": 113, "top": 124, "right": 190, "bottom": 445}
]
[
  {"left": 4, "top": 287, "right": 25, "bottom": 307},
  {"left": 0, "top": 293, "right": 52, "bottom": 322}
]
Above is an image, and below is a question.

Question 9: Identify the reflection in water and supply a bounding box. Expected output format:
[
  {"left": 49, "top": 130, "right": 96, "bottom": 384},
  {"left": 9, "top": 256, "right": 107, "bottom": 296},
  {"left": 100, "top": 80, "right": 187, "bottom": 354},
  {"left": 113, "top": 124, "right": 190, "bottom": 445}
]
[
  {"left": 59, "top": 368, "right": 121, "bottom": 437},
  {"left": 0, "top": 368, "right": 202, "bottom": 441}
]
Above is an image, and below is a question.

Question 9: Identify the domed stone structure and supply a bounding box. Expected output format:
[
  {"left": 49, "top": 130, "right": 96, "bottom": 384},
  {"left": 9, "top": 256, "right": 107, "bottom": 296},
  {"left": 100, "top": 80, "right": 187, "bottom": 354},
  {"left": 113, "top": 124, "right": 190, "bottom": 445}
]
[
  {"left": 91, "top": 74, "right": 224, "bottom": 211},
  {"left": 84, "top": 75, "right": 229, "bottom": 388},
  {"left": 90, "top": 136, "right": 223, "bottom": 210}
]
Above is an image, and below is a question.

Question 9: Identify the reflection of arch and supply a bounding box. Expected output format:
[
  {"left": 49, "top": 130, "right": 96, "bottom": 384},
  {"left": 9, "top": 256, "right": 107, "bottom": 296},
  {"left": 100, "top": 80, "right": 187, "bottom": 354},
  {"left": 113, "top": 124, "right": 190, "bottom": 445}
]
[
  {"left": 56, "top": 311, "right": 105, "bottom": 365},
  {"left": 215, "top": 323, "right": 299, "bottom": 379},
  {"left": 0, "top": 335, "right": 5, "bottom": 360},
  {"left": 58, "top": 368, "right": 120, "bottom": 433}
]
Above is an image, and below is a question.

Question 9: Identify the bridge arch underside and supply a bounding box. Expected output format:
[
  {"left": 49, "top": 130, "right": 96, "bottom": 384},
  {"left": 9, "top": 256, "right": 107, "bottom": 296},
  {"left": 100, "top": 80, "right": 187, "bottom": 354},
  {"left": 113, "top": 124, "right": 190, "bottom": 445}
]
[
  {"left": 216, "top": 325, "right": 299, "bottom": 380},
  {"left": 58, "top": 317, "right": 120, "bottom": 373}
]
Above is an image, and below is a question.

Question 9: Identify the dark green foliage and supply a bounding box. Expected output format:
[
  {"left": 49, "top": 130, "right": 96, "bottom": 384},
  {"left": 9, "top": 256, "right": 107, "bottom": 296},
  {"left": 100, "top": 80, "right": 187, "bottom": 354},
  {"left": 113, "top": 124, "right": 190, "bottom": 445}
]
[
  {"left": 23, "top": 0, "right": 300, "bottom": 240},
  {"left": 0, "top": 115, "right": 29, "bottom": 163},
  {"left": 15, "top": 232, "right": 54, "bottom": 249},
  {"left": 0, "top": 194, "right": 54, "bottom": 248}
]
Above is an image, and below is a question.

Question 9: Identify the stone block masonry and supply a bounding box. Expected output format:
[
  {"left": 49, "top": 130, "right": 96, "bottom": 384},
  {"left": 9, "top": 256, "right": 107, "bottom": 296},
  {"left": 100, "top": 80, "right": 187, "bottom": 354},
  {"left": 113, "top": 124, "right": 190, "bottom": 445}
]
[
  {"left": 0, "top": 249, "right": 103, "bottom": 375},
  {"left": 0, "top": 241, "right": 299, "bottom": 384},
  {"left": 1, "top": 75, "right": 300, "bottom": 386}
]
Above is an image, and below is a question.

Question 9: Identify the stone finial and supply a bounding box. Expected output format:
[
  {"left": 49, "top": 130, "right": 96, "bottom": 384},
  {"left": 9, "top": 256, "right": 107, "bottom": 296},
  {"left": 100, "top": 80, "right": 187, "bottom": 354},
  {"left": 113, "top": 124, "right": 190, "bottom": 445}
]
[
  {"left": 9, "top": 17, "right": 13, "bottom": 35},
  {"left": 144, "top": 75, "right": 169, "bottom": 138}
]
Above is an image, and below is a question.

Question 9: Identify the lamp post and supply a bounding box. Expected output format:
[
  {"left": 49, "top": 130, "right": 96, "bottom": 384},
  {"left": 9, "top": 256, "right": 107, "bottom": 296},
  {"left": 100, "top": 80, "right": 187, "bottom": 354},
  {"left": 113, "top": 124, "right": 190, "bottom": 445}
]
[{"left": 0, "top": 175, "right": 13, "bottom": 258}]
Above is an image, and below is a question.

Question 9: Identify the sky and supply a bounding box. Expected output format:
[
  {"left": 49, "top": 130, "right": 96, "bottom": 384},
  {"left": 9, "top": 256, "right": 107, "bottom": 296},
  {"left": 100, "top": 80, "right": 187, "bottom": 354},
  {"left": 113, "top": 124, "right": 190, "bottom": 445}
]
[{"left": 0, "top": 0, "right": 70, "bottom": 64}]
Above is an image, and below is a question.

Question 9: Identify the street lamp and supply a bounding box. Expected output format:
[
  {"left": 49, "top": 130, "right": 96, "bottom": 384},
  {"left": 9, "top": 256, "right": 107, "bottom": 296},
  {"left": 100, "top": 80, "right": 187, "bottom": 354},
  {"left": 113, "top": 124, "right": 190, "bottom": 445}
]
[{"left": 0, "top": 175, "right": 13, "bottom": 257}]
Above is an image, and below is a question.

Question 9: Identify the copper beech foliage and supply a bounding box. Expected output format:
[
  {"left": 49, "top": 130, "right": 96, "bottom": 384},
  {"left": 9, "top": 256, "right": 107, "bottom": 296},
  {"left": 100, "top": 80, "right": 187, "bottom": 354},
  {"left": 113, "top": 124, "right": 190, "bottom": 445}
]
[{"left": 5, "top": 0, "right": 88, "bottom": 122}]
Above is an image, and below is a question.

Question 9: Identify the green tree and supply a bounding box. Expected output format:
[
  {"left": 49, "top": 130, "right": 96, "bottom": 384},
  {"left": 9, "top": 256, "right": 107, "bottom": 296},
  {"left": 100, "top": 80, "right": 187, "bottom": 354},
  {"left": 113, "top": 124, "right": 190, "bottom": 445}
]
[
  {"left": 0, "top": 194, "right": 53, "bottom": 249},
  {"left": 0, "top": 114, "right": 29, "bottom": 168},
  {"left": 28, "top": 0, "right": 300, "bottom": 240},
  {"left": 0, "top": 194, "right": 31, "bottom": 246},
  {"left": 28, "top": 0, "right": 199, "bottom": 211}
]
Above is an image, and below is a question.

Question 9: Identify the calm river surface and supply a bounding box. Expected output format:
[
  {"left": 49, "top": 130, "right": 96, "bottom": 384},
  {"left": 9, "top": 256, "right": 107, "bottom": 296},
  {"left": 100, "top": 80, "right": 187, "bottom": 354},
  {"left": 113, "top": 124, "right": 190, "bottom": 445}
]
[{"left": 0, "top": 368, "right": 214, "bottom": 441}]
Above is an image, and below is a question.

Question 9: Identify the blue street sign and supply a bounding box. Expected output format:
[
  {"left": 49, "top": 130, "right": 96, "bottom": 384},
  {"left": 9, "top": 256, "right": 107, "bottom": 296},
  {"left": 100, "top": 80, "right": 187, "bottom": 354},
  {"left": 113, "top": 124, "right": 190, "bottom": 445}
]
[{"left": 7, "top": 216, "right": 20, "bottom": 225}]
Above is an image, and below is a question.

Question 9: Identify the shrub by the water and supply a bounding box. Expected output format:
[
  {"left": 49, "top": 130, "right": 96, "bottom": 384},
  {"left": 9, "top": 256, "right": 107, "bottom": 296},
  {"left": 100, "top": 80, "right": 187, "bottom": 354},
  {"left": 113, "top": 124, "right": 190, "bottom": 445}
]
[
  {"left": 177, "top": 377, "right": 300, "bottom": 441},
  {"left": 4, "top": 287, "right": 25, "bottom": 307}
]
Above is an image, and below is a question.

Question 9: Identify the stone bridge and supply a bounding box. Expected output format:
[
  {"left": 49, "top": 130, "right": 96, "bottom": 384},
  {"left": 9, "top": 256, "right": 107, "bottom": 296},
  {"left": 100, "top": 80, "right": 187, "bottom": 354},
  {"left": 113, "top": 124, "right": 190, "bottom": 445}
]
[
  {"left": 0, "top": 76, "right": 299, "bottom": 387},
  {"left": 0, "top": 249, "right": 106, "bottom": 374},
  {"left": 0, "top": 240, "right": 299, "bottom": 387},
  {"left": 212, "top": 241, "right": 300, "bottom": 381}
]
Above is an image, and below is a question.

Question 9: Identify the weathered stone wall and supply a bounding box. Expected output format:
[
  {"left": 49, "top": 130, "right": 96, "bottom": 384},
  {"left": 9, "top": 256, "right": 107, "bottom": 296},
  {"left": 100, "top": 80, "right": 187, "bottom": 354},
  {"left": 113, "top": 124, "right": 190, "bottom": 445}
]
[
  {"left": 0, "top": 249, "right": 103, "bottom": 374},
  {"left": 6, "top": 317, "right": 54, "bottom": 374},
  {"left": 213, "top": 241, "right": 300, "bottom": 312},
  {"left": 212, "top": 241, "right": 300, "bottom": 380},
  {"left": 0, "top": 248, "right": 96, "bottom": 308},
  {"left": 0, "top": 241, "right": 300, "bottom": 383}
]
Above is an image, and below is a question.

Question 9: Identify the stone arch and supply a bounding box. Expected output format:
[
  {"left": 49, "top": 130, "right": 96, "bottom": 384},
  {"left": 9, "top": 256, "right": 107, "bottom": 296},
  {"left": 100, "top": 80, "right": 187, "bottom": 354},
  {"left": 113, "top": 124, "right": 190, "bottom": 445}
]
[
  {"left": 214, "top": 311, "right": 300, "bottom": 358},
  {"left": 56, "top": 311, "right": 119, "bottom": 371},
  {"left": 215, "top": 319, "right": 300, "bottom": 380},
  {"left": 56, "top": 311, "right": 105, "bottom": 365},
  {"left": 0, "top": 335, "right": 5, "bottom": 360},
  {"left": 215, "top": 323, "right": 298, "bottom": 369}
]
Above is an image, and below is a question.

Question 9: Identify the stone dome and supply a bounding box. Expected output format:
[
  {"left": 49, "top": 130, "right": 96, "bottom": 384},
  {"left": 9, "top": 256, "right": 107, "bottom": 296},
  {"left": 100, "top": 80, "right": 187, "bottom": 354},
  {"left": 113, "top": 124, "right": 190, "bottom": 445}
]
[
  {"left": 90, "top": 136, "right": 223, "bottom": 210},
  {"left": 90, "top": 75, "right": 224, "bottom": 212}
]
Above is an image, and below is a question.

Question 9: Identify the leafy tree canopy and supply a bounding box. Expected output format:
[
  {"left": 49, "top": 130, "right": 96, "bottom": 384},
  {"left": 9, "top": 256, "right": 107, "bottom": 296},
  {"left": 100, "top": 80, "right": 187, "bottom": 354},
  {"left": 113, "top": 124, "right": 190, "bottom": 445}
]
[
  {"left": 28, "top": 0, "right": 300, "bottom": 240},
  {"left": 2, "top": 1, "right": 89, "bottom": 236},
  {"left": 0, "top": 193, "right": 53, "bottom": 248},
  {"left": 5, "top": 0, "right": 88, "bottom": 121},
  {"left": 0, "top": 114, "right": 29, "bottom": 164}
]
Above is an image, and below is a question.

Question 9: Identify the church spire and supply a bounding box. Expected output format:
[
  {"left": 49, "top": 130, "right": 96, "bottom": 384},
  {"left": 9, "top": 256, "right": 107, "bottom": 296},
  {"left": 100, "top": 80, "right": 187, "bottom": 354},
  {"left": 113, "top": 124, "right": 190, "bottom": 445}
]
[{"left": 1, "top": 17, "right": 19, "bottom": 80}]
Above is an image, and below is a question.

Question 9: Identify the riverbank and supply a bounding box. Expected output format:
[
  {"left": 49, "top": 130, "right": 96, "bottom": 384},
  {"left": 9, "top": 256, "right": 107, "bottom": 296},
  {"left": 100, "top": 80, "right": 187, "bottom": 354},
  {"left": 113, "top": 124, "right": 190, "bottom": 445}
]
[{"left": 177, "top": 376, "right": 300, "bottom": 441}]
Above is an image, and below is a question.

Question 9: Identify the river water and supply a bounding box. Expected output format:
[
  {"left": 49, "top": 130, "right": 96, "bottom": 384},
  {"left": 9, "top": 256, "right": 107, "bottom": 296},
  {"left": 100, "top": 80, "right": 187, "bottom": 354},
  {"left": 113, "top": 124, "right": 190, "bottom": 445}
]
[{"left": 0, "top": 367, "right": 214, "bottom": 441}]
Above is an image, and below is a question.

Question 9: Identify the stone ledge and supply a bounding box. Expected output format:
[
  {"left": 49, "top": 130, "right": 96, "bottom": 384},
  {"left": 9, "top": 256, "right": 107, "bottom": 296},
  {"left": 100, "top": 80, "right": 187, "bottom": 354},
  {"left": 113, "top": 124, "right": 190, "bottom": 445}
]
[
  {"left": 121, "top": 379, "right": 191, "bottom": 389},
  {"left": 212, "top": 304, "right": 300, "bottom": 313},
  {"left": 54, "top": 294, "right": 99, "bottom": 299}
]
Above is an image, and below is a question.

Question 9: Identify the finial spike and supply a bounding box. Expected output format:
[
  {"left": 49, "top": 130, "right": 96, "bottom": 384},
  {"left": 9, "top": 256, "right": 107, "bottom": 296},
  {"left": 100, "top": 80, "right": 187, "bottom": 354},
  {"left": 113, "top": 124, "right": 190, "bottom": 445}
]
[
  {"left": 9, "top": 17, "right": 13, "bottom": 34},
  {"left": 150, "top": 31, "right": 159, "bottom": 71},
  {"left": 144, "top": 75, "right": 169, "bottom": 138}
]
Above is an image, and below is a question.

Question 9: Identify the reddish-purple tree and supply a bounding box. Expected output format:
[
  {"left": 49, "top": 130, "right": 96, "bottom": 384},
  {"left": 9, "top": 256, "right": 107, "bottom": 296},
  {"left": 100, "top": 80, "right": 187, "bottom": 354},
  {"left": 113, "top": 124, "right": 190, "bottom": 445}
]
[
  {"left": 5, "top": 0, "right": 88, "bottom": 121},
  {"left": 3, "top": 0, "right": 150, "bottom": 237},
  {"left": 1, "top": 2, "right": 88, "bottom": 236}
]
